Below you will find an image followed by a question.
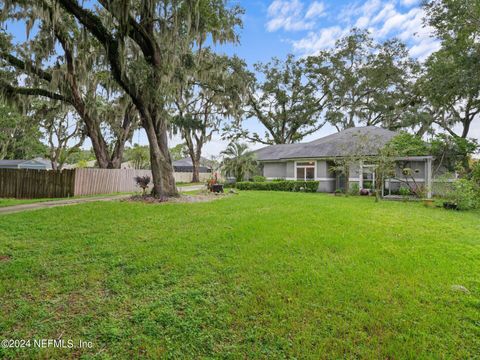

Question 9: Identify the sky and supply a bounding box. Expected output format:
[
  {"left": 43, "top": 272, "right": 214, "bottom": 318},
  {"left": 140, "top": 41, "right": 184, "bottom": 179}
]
[{"left": 5, "top": 0, "right": 479, "bottom": 157}]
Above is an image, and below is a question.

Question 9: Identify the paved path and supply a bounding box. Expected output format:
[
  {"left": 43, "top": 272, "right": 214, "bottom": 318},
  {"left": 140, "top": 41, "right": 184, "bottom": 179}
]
[{"left": 0, "top": 184, "right": 205, "bottom": 215}]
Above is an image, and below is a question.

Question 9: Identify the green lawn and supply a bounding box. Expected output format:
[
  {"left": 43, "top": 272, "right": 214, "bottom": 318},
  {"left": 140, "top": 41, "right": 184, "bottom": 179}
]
[
  {"left": 0, "top": 192, "right": 478, "bottom": 358},
  {"left": 0, "top": 198, "right": 53, "bottom": 207},
  {"left": 0, "top": 193, "right": 134, "bottom": 208}
]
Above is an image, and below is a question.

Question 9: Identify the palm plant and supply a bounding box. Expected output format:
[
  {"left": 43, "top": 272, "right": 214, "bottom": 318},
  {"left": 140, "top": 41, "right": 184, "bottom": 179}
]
[{"left": 221, "top": 142, "right": 258, "bottom": 182}]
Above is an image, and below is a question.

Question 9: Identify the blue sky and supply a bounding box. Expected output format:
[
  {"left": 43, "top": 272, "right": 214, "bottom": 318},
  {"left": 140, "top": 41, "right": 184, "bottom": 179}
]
[
  {"left": 216, "top": 0, "right": 438, "bottom": 64},
  {"left": 8, "top": 0, "right": 479, "bottom": 156}
]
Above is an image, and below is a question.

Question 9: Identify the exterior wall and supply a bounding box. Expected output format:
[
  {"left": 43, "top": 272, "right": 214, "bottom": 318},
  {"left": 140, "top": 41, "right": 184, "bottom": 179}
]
[
  {"left": 316, "top": 160, "right": 331, "bottom": 179},
  {"left": 318, "top": 180, "right": 335, "bottom": 192},
  {"left": 348, "top": 164, "right": 361, "bottom": 181},
  {"left": 317, "top": 160, "right": 335, "bottom": 192},
  {"left": 263, "top": 162, "right": 287, "bottom": 179},
  {"left": 261, "top": 160, "right": 336, "bottom": 192},
  {"left": 286, "top": 161, "right": 294, "bottom": 179},
  {"left": 260, "top": 157, "right": 436, "bottom": 196}
]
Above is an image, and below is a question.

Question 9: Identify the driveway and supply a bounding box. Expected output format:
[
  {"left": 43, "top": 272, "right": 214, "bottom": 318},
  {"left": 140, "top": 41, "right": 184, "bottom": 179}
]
[{"left": 0, "top": 184, "right": 205, "bottom": 215}]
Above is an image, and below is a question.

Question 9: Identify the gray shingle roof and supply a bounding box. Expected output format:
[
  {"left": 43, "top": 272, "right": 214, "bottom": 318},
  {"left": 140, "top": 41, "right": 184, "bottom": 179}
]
[
  {"left": 172, "top": 157, "right": 212, "bottom": 173},
  {"left": 0, "top": 160, "right": 26, "bottom": 166},
  {"left": 254, "top": 126, "right": 398, "bottom": 161},
  {"left": 0, "top": 158, "right": 51, "bottom": 168},
  {"left": 172, "top": 157, "right": 211, "bottom": 168}
]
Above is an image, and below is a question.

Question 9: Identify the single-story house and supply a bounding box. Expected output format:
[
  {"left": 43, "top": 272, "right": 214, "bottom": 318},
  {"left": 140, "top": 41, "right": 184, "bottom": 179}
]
[
  {"left": 254, "top": 126, "right": 435, "bottom": 198},
  {"left": 173, "top": 157, "right": 212, "bottom": 173},
  {"left": 0, "top": 158, "right": 52, "bottom": 170}
]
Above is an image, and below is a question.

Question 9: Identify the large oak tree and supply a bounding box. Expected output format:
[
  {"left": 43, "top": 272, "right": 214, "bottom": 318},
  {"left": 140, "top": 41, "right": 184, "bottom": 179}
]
[
  {"left": 0, "top": 12, "right": 138, "bottom": 168},
  {"left": 51, "top": 0, "right": 242, "bottom": 197},
  {"left": 228, "top": 54, "right": 327, "bottom": 145},
  {"left": 306, "top": 29, "right": 420, "bottom": 132},
  {"left": 421, "top": 0, "right": 480, "bottom": 139},
  {"left": 171, "top": 50, "right": 249, "bottom": 182}
]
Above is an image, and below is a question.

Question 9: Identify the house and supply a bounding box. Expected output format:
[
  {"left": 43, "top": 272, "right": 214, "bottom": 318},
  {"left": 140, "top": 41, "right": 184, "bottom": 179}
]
[
  {"left": 254, "top": 126, "right": 434, "bottom": 198},
  {"left": 173, "top": 157, "right": 212, "bottom": 173},
  {"left": 0, "top": 158, "right": 52, "bottom": 170}
]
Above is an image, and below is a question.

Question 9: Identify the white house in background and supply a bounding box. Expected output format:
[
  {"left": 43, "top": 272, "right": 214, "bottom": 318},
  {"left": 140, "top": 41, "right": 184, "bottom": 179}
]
[{"left": 0, "top": 158, "right": 52, "bottom": 170}]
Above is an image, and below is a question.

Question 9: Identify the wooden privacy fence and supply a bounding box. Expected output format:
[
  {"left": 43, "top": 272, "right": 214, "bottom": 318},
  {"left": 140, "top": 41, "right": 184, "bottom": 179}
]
[
  {"left": 73, "top": 169, "right": 152, "bottom": 196},
  {"left": 0, "top": 168, "right": 75, "bottom": 199},
  {"left": 0, "top": 168, "right": 213, "bottom": 199}
]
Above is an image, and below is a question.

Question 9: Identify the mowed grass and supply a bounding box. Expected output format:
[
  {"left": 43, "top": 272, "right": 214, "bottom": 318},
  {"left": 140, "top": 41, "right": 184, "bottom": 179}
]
[
  {"left": 0, "top": 198, "right": 53, "bottom": 207},
  {"left": 0, "top": 193, "right": 135, "bottom": 208},
  {"left": 0, "top": 192, "right": 478, "bottom": 359}
]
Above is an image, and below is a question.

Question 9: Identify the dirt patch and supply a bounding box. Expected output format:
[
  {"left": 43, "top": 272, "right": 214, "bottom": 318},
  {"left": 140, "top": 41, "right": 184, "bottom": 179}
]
[
  {"left": 125, "top": 193, "right": 231, "bottom": 204},
  {"left": 0, "top": 255, "right": 11, "bottom": 262}
]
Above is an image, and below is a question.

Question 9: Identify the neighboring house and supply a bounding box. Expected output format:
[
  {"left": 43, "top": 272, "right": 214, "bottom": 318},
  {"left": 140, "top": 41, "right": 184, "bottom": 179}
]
[
  {"left": 173, "top": 157, "right": 212, "bottom": 173},
  {"left": 0, "top": 158, "right": 52, "bottom": 170},
  {"left": 254, "top": 126, "right": 435, "bottom": 198}
]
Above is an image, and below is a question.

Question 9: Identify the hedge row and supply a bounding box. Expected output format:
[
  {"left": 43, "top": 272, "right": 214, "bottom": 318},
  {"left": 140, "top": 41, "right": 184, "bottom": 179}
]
[{"left": 235, "top": 180, "right": 320, "bottom": 192}]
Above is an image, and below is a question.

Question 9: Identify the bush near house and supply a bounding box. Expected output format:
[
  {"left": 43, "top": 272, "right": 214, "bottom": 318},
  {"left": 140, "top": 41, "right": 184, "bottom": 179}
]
[
  {"left": 252, "top": 175, "right": 266, "bottom": 182},
  {"left": 236, "top": 180, "right": 319, "bottom": 192},
  {"left": 445, "top": 178, "right": 480, "bottom": 210}
]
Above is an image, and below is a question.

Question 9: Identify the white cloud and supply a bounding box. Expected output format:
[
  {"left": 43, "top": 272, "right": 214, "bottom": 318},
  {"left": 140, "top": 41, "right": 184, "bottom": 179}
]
[
  {"left": 290, "top": 0, "right": 440, "bottom": 60},
  {"left": 409, "top": 38, "right": 441, "bottom": 60},
  {"left": 305, "top": 1, "right": 326, "bottom": 19},
  {"left": 266, "top": 0, "right": 328, "bottom": 32},
  {"left": 266, "top": 0, "right": 314, "bottom": 32},
  {"left": 293, "top": 26, "right": 347, "bottom": 53},
  {"left": 401, "top": 0, "right": 418, "bottom": 6}
]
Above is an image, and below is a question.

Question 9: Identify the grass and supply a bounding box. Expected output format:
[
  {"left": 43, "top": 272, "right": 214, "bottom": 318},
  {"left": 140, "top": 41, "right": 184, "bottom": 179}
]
[
  {"left": 0, "top": 192, "right": 478, "bottom": 358},
  {"left": 0, "top": 192, "right": 134, "bottom": 208},
  {"left": 0, "top": 198, "right": 53, "bottom": 207},
  {"left": 0, "top": 183, "right": 202, "bottom": 208}
]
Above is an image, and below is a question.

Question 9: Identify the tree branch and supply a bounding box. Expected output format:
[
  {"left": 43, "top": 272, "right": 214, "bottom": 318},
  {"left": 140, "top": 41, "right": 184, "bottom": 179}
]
[
  {"left": 0, "top": 51, "right": 53, "bottom": 82},
  {"left": 0, "top": 80, "right": 69, "bottom": 103}
]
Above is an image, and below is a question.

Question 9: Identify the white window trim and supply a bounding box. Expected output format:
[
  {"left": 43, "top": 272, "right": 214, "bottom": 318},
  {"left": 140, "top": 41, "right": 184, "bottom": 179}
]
[
  {"left": 294, "top": 160, "right": 317, "bottom": 181},
  {"left": 360, "top": 163, "right": 376, "bottom": 189}
]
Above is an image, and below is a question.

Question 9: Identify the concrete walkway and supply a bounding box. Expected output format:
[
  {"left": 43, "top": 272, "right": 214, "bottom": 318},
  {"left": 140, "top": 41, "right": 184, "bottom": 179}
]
[{"left": 0, "top": 184, "right": 205, "bottom": 215}]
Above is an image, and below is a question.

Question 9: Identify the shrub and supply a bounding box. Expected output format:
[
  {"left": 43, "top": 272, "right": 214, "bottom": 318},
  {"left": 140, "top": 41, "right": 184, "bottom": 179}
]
[
  {"left": 236, "top": 180, "right": 319, "bottom": 193},
  {"left": 471, "top": 161, "right": 480, "bottom": 185},
  {"left": 349, "top": 183, "right": 360, "bottom": 195},
  {"left": 445, "top": 179, "right": 479, "bottom": 210},
  {"left": 252, "top": 175, "right": 266, "bottom": 182},
  {"left": 399, "top": 187, "right": 411, "bottom": 197},
  {"left": 134, "top": 175, "right": 151, "bottom": 195}
]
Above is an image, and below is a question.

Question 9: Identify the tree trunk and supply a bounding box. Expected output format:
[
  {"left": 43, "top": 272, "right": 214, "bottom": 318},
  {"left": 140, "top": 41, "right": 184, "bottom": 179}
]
[
  {"left": 142, "top": 111, "right": 177, "bottom": 198},
  {"left": 191, "top": 158, "right": 200, "bottom": 183},
  {"left": 109, "top": 139, "right": 127, "bottom": 169}
]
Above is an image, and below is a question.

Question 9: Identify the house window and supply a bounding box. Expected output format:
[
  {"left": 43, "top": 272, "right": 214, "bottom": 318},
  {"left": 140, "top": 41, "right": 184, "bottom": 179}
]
[
  {"left": 296, "top": 161, "right": 316, "bottom": 180},
  {"left": 362, "top": 165, "right": 376, "bottom": 189}
]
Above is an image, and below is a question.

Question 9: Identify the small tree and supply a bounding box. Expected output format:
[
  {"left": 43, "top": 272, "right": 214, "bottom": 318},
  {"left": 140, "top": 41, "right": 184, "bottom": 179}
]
[
  {"left": 35, "top": 103, "right": 86, "bottom": 170},
  {"left": 125, "top": 145, "right": 150, "bottom": 170},
  {"left": 221, "top": 142, "right": 258, "bottom": 182}
]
